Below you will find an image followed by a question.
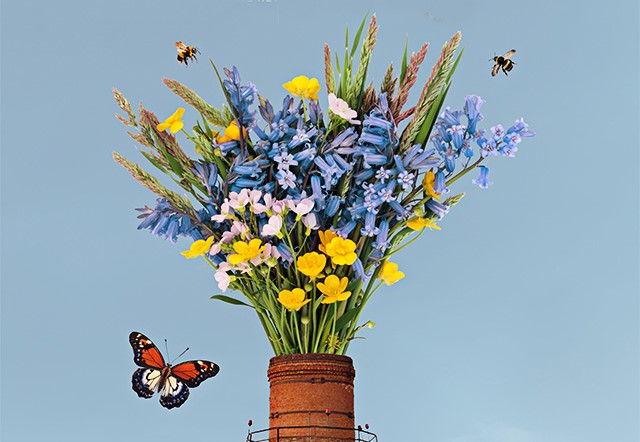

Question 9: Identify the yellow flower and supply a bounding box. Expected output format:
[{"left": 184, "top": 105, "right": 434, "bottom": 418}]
[
  {"left": 157, "top": 108, "right": 185, "bottom": 133},
  {"left": 406, "top": 217, "right": 441, "bottom": 231},
  {"left": 228, "top": 239, "right": 265, "bottom": 265},
  {"left": 378, "top": 261, "right": 405, "bottom": 286},
  {"left": 422, "top": 171, "right": 441, "bottom": 201},
  {"left": 282, "top": 75, "right": 321, "bottom": 100},
  {"left": 318, "top": 229, "right": 338, "bottom": 255},
  {"left": 180, "top": 236, "right": 215, "bottom": 259},
  {"left": 297, "top": 252, "right": 326, "bottom": 280},
  {"left": 325, "top": 237, "right": 357, "bottom": 266},
  {"left": 216, "top": 120, "right": 247, "bottom": 143},
  {"left": 277, "top": 288, "right": 311, "bottom": 311},
  {"left": 317, "top": 275, "right": 351, "bottom": 304}
]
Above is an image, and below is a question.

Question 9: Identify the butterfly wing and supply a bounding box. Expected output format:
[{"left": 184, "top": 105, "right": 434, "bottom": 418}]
[
  {"left": 129, "top": 331, "right": 166, "bottom": 369},
  {"left": 171, "top": 360, "right": 220, "bottom": 388},
  {"left": 132, "top": 367, "right": 163, "bottom": 399},
  {"left": 159, "top": 375, "right": 190, "bottom": 409}
]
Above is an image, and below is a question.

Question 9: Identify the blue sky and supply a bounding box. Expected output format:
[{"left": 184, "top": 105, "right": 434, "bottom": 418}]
[{"left": 1, "top": 0, "right": 638, "bottom": 441}]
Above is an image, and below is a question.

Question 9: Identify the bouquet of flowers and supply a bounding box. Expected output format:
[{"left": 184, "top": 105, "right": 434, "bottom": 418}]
[{"left": 113, "top": 16, "right": 534, "bottom": 355}]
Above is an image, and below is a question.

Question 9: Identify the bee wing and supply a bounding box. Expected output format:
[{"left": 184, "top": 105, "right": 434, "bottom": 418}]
[
  {"left": 491, "top": 63, "right": 500, "bottom": 76},
  {"left": 175, "top": 41, "right": 187, "bottom": 51},
  {"left": 502, "top": 49, "right": 516, "bottom": 59}
]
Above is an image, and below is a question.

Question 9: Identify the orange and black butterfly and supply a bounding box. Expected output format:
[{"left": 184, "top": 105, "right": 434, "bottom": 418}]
[
  {"left": 175, "top": 41, "right": 200, "bottom": 66},
  {"left": 129, "top": 331, "right": 219, "bottom": 409}
]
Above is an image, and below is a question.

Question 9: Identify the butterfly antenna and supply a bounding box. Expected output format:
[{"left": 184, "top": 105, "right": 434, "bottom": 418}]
[
  {"left": 171, "top": 347, "right": 190, "bottom": 364},
  {"left": 164, "top": 338, "right": 171, "bottom": 362}
]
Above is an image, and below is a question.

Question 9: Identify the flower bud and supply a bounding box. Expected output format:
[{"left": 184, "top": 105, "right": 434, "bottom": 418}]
[
  {"left": 304, "top": 283, "right": 313, "bottom": 292},
  {"left": 266, "top": 257, "right": 278, "bottom": 268},
  {"left": 301, "top": 315, "right": 310, "bottom": 325}
]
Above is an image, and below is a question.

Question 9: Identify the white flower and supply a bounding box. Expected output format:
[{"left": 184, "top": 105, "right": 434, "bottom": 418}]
[
  {"left": 228, "top": 189, "right": 251, "bottom": 210},
  {"left": 288, "top": 198, "right": 315, "bottom": 219},
  {"left": 215, "top": 270, "right": 231, "bottom": 292},
  {"left": 221, "top": 221, "right": 250, "bottom": 244},
  {"left": 302, "top": 213, "right": 319, "bottom": 231},
  {"left": 328, "top": 93, "right": 360, "bottom": 125},
  {"left": 253, "top": 193, "right": 275, "bottom": 215},
  {"left": 261, "top": 215, "right": 283, "bottom": 237},
  {"left": 211, "top": 201, "right": 232, "bottom": 223}
]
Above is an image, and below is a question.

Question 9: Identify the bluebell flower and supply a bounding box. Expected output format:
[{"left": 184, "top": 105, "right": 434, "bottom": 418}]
[
  {"left": 274, "top": 153, "right": 298, "bottom": 171},
  {"left": 472, "top": 165, "right": 492, "bottom": 188},
  {"left": 276, "top": 169, "right": 297, "bottom": 189},
  {"left": 136, "top": 198, "right": 199, "bottom": 243},
  {"left": 373, "top": 220, "right": 390, "bottom": 251},
  {"left": 426, "top": 199, "right": 450, "bottom": 219},
  {"left": 448, "top": 125, "right": 466, "bottom": 149},
  {"left": 359, "top": 212, "right": 379, "bottom": 237},
  {"left": 463, "top": 95, "right": 485, "bottom": 134},
  {"left": 477, "top": 137, "right": 498, "bottom": 158},
  {"left": 434, "top": 170, "right": 448, "bottom": 194},
  {"left": 223, "top": 66, "right": 257, "bottom": 128},
  {"left": 325, "top": 196, "right": 343, "bottom": 216},
  {"left": 490, "top": 124, "right": 505, "bottom": 140}
]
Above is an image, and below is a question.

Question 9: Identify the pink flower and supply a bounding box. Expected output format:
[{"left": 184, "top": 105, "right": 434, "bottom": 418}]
[{"left": 328, "top": 93, "right": 360, "bottom": 125}]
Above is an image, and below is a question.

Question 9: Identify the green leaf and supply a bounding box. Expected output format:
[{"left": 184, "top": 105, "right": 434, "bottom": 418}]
[
  {"left": 400, "top": 36, "right": 409, "bottom": 84},
  {"left": 209, "top": 59, "right": 238, "bottom": 120},
  {"left": 446, "top": 47, "right": 464, "bottom": 84},
  {"left": 210, "top": 294, "right": 254, "bottom": 308},
  {"left": 336, "top": 307, "right": 360, "bottom": 330},
  {"left": 415, "top": 82, "right": 451, "bottom": 147},
  {"left": 350, "top": 15, "right": 368, "bottom": 58},
  {"left": 139, "top": 151, "right": 169, "bottom": 174}
]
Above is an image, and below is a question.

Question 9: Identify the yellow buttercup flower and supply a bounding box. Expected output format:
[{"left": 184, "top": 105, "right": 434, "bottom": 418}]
[
  {"left": 317, "top": 275, "right": 351, "bottom": 304},
  {"left": 228, "top": 239, "right": 265, "bottom": 265},
  {"left": 318, "top": 229, "right": 338, "bottom": 255},
  {"left": 278, "top": 288, "right": 311, "bottom": 311},
  {"left": 157, "top": 108, "right": 185, "bottom": 133},
  {"left": 406, "top": 217, "right": 441, "bottom": 231},
  {"left": 422, "top": 171, "right": 441, "bottom": 201},
  {"left": 297, "top": 252, "right": 326, "bottom": 280},
  {"left": 216, "top": 120, "right": 247, "bottom": 143},
  {"left": 282, "top": 75, "right": 321, "bottom": 100},
  {"left": 325, "top": 237, "right": 357, "bottom": 266},
  {"left": 378, "top": 261, "right": 405, "bottom": 286},
  {"left": 181, "top": 236, "right": 215, "bottom": 259}
]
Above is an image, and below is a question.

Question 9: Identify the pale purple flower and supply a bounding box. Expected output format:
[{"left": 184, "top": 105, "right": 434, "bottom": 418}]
[
  {"left": 261, "top": 215, "right": 283, "bottom": 237},
  {"left": 290, "top": 198, "right": 314, "bottom": 219},
  {"left": 228, "top": 189, "right": 252, "bottom": 211},
  {"left": 215, "top": 269, "right": 231, "bottom": 292},
  {"left": 222, "top": 221, "right": 250, "bottom": 243},
  {"left": 302, "top": 213, "right": 319, "bottom": 231},
  {"left": 253, "top": 193, "right": 275, "bottom": 215}
]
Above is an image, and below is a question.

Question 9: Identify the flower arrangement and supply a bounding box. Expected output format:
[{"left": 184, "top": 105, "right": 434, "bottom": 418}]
[{"left": 113, "top": 15, "right": 534, "bottom": 356}]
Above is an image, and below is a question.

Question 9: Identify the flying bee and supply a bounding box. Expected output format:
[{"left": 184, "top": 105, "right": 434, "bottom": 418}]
[
  {"left": 491, "top": 49, "right": 516, "bottom": 76},
  {"left": 175, "top": 41, "right": 200, "bottom": 66}
]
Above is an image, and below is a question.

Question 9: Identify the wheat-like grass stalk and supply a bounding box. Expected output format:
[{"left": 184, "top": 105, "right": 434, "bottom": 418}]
[
  {"left": 163, "top": 78, "right": 230, "bottom": 127},
  {"left": 400, "top": 31, "right": 461, "bottom": 151},
  {"left": 348, "top": 15, "right": 379, "bottom": 109},
  {"left": 380, "top": 63, "right": 397, "bottom": 101},
  {"left": 391, "top": 42, "right": 429, "bottom": 119},
  {"left": 112, "top": 152, "right": 193, "bottom": 213},
  {"left": 113, "top": 88, "right": 137, "bottom": 126},
  {"left": 324, "top": 44, "right": 336, "bottom": 94}
]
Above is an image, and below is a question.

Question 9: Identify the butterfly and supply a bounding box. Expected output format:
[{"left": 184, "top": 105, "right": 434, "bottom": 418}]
[{"left": 129, "top": 331, "right": 219, "bottom": 409}]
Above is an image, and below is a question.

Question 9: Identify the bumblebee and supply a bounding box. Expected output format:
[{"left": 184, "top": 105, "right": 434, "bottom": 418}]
[
  {"left": 175, "top": 41, "right": 200, "bottom": 66},
  {"left": 491, "top": 49, "right": 516, "bottom": 76}
]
